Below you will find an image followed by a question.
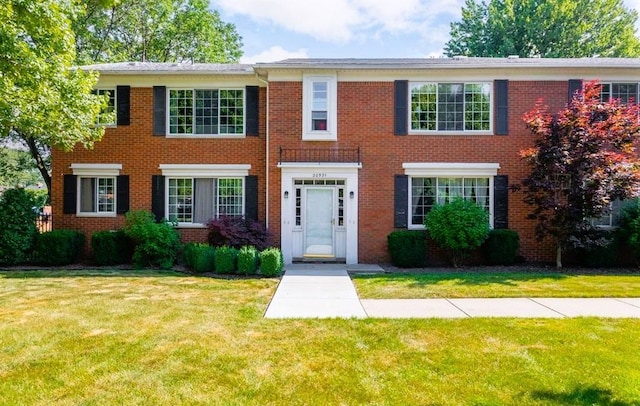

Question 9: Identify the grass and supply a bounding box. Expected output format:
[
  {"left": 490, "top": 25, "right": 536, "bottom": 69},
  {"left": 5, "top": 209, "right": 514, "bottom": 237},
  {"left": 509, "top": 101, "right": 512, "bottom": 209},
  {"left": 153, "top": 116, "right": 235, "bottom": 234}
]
[
  {"left": 0, "top": 269, "right": 639, "bottom": 405},
  {"left": 352, "top": 271, "right": 640, "bottom": 299}
]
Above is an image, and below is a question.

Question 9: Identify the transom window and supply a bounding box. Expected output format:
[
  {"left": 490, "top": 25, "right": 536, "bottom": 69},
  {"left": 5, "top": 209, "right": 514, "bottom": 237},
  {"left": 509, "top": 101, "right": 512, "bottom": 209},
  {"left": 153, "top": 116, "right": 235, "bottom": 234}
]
[
  {"left": 167, "top": 177, "right": 243, "bottom": 224},
  {"left": 411, "top": 177, "right": 490, "bottom": 226},
  {"left": 79, "top": 177, "right": 115, "bottom": 214},
  {"left": 168, "top": 89, "right": 244, "bottom": 136},
  {"left": 410, "top": 82, "right": 491, "bottom": 132},
  {"left": 600, "top": 83, "right": 638, "bottom": 104},
  {"left": 94, "top": 88, "right": 116, "bottom": 125}
]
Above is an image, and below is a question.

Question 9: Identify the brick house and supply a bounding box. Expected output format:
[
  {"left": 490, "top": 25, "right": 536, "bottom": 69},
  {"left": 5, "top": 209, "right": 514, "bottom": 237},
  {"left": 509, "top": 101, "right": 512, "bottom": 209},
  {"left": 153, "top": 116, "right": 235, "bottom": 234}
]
[{"left": 52, "top": 58, "right": 640, "bottom": 265}]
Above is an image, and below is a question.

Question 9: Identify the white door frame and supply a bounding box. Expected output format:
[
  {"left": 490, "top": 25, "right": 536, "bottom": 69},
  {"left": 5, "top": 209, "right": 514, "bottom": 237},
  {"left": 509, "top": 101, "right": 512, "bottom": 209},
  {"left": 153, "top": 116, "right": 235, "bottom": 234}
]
[{"left": 279, "top": 162, "right": 361, "bottom": 264}]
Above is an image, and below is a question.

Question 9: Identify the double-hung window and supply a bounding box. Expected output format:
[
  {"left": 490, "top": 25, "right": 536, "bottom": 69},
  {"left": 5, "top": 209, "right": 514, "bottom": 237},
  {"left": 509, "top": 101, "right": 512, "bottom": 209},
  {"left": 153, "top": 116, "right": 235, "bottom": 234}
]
[
  {"left": 167, "top": 178, "right": 244, "bottom": 224},
  {"left": 168, "top": 88, "right": 244, "bottom": 136},
  {"left": 302, "top": 74, "right": 337, "bottom": 140},
  {"left": 69, "top": 163, "right": 123, "bottom": 217},
  {"left": 410, "top": 82, "right": 491, "bottom": 133},
  {"left": 94, "top": 88, "right": 116, "bottom": 126},
  {"left": 600, "top": 83, "right": 639, "bottom": 104}
]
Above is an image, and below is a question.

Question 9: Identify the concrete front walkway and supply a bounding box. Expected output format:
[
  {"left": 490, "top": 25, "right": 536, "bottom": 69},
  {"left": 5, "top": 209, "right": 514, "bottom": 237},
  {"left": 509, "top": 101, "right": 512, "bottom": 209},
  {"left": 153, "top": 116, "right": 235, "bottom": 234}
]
[{"left": 264, "top": 266, "right": 640, "bottom": 319}]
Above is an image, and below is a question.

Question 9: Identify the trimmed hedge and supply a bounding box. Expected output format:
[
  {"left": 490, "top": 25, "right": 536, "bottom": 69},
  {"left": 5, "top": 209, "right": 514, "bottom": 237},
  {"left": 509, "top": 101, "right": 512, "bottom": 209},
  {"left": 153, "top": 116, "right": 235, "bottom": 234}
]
[
  {"left": 237, "top": 246, "right": 259, "bottom": 275},
  {"left": 387, "top": 230, "right": 427, "bottom": 268},
  {"left": 0, "top": 188, "right": 38, "bottom": 265},
  {"left": 91, "top": 230, "right": 132, "bottom": 266},
  {"left": 183, "top": 243, "right": 216, "bottom": 273},
  {"left": 260, "top": 247, "right": 283, "bottom": 277},
  {"left": 35, "top": 230, "right": 85, "bottom": 266},
  {"left": 483, "top": 229, "right": 520, "bottom": 265},
  {"left": 214, "top": 246, "right": 238, "bottom": 274}
]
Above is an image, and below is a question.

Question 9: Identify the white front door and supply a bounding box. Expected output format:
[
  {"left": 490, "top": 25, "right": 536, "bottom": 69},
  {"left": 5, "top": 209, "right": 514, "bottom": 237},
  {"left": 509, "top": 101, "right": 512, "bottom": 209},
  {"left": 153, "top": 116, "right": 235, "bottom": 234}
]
[{"left": 304, "top": 188, "right": 334, "bottom": 257}]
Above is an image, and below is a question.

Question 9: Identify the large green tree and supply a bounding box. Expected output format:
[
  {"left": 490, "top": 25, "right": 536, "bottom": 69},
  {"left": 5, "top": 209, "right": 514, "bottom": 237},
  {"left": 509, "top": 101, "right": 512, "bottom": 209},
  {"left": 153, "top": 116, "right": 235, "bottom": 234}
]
[
  {"left": 0, "top": 0, "right": 108, "bottom": 198},
  {"left": 445, "top": 0, "right": 640, "bottom": 57},
  {"left": 73, "top": 0, "right": 243, "bottom": 64},
  {"left": 0, "top": 147, "right": 43, "bottom": 189}
]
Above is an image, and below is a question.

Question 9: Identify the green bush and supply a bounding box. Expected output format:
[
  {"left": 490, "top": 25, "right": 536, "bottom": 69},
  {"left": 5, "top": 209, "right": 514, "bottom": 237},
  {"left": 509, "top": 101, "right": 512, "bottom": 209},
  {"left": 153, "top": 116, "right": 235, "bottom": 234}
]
[
  {"left": 425, "top": 198, "right": 490, "bottom": 267},
  {"left": 123, "top": 211, "right": 182, "bottom": 269},
  {"left": 0, "top": 188, "right": 38, "bottom": 265},
  {"left": 91, "top": 230, "right": 132, "bottom": 266},
  {"left": 387, "top": 230, "right": 427, "bottom": 268},
  {"left": 260, "top": 247, "right": 283, "bottom": 277},
  {"left": 482, "top": 229, "right": 520, "bottom": 265},
  {"left": 214, "top": 246, "right": 238, "bottom": 274},
  {"left": 618, "top": 200, "right": 640, "bottom": 261},
  {"left": 237, "top": 246, "right": 259, "bottom": 275},
  {"left": 581, "top": 238, "right": 619, "bottom": 268},
  {"left": 35, "top": 229, "right": 85, "bottom": 266},
  {"left": 183, "top": 243, "right": 215, "bottom": 273}
]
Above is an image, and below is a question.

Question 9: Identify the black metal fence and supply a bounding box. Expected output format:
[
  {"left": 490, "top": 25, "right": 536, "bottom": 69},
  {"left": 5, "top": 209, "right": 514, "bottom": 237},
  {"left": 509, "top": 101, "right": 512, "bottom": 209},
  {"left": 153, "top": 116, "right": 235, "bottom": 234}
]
[
  {"left": 279, "top": 147, "right": 361, "bottom": 163},
  {"left": 36, "top": 213, "right": 52, "bottom": 233}
]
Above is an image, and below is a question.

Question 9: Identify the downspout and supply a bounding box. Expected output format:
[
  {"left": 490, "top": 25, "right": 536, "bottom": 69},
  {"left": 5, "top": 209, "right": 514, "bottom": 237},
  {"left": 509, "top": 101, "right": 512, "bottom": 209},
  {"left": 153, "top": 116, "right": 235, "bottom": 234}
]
[{"left": 255, "top": 73, "right": 270, "bottom": 229}]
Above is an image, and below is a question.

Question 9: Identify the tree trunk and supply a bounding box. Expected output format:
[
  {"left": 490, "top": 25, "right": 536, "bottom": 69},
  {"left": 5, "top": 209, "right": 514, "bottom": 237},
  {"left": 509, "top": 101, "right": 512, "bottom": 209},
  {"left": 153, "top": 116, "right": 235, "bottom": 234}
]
[
  {"left": 556, "top": 245, "right": 562, "bottom": 269},
  {"left": 23, "top": 134, "right": 52, "bottom": 202}
]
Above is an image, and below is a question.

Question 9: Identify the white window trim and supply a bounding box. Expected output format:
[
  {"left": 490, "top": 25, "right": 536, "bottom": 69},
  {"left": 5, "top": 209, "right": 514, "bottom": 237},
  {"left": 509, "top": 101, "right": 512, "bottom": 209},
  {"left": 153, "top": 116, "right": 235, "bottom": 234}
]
[
  {"left": 166, "top": 88, "right": 246, "bottom": 138},
  {"left": 160, "top": 164, "right": 250, "bottom": 228},
  {"left": 404, "top": 163, "right": 500, "bottom": 229},
  {"left": 408, "top": 81, "right": 493, "bottom": 135},
  {"left": 302, "top": 74, "right": 337, "bottom": 141},
  {"left": 71, "top": 164, "right": 122, "bottom": 217}
]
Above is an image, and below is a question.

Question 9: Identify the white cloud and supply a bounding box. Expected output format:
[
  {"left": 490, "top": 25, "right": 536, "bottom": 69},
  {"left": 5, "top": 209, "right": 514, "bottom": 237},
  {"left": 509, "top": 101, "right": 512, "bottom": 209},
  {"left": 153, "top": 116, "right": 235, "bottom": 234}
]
[
  {"left": 211, "top": 0, "right": 463, "bottom": 43},
  {"left": 240, "top": 46, "right": 309, "bottom": 63}
]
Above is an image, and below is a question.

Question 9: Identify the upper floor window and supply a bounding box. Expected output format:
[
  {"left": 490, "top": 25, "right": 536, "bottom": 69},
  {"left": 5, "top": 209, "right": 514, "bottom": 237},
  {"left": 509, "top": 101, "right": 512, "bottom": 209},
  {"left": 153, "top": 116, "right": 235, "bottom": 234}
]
[
  {"left": 94, "top": 88, "right": 116, "bottom": 126},
  {"left": 600, "top": 83, "right": 638, "bottom": 104},
  {"left": 168, "top": 88, "right": 244, "bottom": 136},
  {"left": 303, "top": 75, "right": 337, "bottom": 141},
  {"left": 410, "top": 82, "right": 491, "bottom": 133}
]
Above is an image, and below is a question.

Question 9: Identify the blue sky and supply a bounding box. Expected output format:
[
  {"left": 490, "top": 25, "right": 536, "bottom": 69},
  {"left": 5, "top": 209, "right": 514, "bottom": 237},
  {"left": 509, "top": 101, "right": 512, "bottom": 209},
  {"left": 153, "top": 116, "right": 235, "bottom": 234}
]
[{"left": 208, "top": 0, "right": 640, "bottom": 63}]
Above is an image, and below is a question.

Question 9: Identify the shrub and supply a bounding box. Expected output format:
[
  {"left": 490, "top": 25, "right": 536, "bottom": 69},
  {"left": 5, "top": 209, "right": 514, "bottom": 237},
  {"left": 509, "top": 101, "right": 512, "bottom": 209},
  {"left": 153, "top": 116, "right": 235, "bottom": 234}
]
[
  {"left": 182, "top": 243, "right": 216, "bottom": 273},
  {"left": 91, "top": 230, "right": 132, "bottom": 266},
  {"left": 207, "top": 216, "right": 270, "bottom": 251},
  {"left": 35, "top": 230, "right": 85, "bottom": 266},
  {"left": 618, "top": 200, "right": 640, "bottom": 262},
  {"left": 260, "top": 247, "right": 283, "bottom": 277},
  {"left": 387, "top": 230, "right": 427, "bottom": 268},
  {"left": 425, "top": 198, "right": 490, "bottom": 267},
  {"left": 483, "top": 229, "right": 520, "bottom": 265},
  {"left": 214, "top": 246, "right": 238, "bottom": 274},
  {"left": 580, "top": 237, "right": 619, "bottom": 268},
  {"left": 123, "top": 211, "right": 182, "bottom": 269},
  {"left": 237, "top": 246, "right": 259, "bottom": 275},
  {"left": 0, "top": 188, "right": 38, "bottom": 265}
]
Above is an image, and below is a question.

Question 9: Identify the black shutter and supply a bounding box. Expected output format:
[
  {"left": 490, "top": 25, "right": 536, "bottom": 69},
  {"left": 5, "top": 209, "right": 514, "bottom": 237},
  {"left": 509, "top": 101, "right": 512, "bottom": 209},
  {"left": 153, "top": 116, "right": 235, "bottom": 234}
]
[
  {"left": 116, "top": 175, "right": 130, "bottom": 214},
  {"left": 394, "top": 80, "right": 408, "bottom": 135},
  {"left": 394, "top": 174, "right": 408, "bottom": 228},
  {"left": 494, "top": 80, "right": 508, "bottom": 135},
  {"left": 568, "top": 79, "right": 583, "bottom": 102},
  {"left": 153, "top": 86, "right": 166, "bottom": 136},
  {"left": 151, "top": 175, "right": 165, "bottom": 221},
  {"left": 245, "top": 86, "right": 259, "bottom": 136},
  {"left": 63, "top": 174, "right": 77, "bottom": 214},
  {"left": 245, "top": 175, "right": 258, "bottom": 220},
  {"left": 116, "top": 86, "right": 130, "bottom": 126},
  {"left": 494, "top": 175, "right": 509, "bottom": 229}
]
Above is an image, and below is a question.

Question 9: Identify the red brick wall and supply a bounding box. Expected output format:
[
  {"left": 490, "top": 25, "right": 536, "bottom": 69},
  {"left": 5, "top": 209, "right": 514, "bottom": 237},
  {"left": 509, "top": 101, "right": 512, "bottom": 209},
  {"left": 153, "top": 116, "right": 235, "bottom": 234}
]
[
  {"left": 52, "top": 86, "right": 267, "bottom": 252},
  {"left": 267, "top": 80, "right": 569, "bottom": 264}
]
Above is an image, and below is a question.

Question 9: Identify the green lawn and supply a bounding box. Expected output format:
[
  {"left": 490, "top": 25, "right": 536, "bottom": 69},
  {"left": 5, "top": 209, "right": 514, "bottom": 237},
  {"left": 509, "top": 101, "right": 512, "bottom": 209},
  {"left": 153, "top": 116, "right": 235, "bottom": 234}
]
[
  {"left": 1, "top": 270, "right": 640, "bottom": 405},
  {"left": 353, "top": 271, "right": 640, "bottom": 299}
]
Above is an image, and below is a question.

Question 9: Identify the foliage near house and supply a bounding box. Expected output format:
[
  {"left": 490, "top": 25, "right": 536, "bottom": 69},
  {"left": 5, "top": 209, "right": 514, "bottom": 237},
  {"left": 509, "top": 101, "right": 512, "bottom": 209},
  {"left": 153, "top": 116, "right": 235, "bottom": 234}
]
[
  {"left": 387, "top": 230, "right": 428, "bottom": 268},
  {"left": 207, "top": 216, "right": 270, "bottom": 251},
  {"left": 34, "top": 229, "right": 85, "bottom": 266},
  {"left": 482, "top": 229, "right": 520, "bottom": 265},
  {"left": 0, "top": 0, "right": 108, "bottom": 200},
  {"left": 237, "top": 246, "right": 259, "bottom": 275},
  {"left": 259, "top": 248, "right": 283, "bottom": 277},
  {"left": 424, "top": 198, "right": 490, "bottom": 267},
  {"left": 214, "top": 246, "right": 238, "bottom": 274},
  {"left": 520, "top": 81, "right": 640, "bottom": 268},
  {"left": 446, "top": 0, "right": 640, "bottom": 57},
  {"left": 0, "top": 188, "right": 38, "bottom": 265},
  {"left": 123, "top": 211, "right": 181, "bottom": 269},
  {"left": 91, "top": 230, "right": 132, "bottom": 266}
]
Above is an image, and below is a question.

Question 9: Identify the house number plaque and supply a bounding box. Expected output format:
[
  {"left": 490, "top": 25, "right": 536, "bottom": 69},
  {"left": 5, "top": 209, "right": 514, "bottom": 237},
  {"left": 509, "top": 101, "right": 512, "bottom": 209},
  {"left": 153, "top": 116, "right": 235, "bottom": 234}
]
[{"left": 312, "top": 173, "right": 327, "bottom": 178}]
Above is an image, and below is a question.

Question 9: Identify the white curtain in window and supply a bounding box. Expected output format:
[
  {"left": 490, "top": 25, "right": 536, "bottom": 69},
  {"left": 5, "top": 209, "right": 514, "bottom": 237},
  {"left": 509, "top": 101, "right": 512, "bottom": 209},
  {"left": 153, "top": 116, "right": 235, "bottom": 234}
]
[
  {"left": 194, "top": 178, "right": 214, "bottom": 223},
  {"left": 476, "top": 178, "right": 489, "bottom": 208},
  {"left": 80, "top": 178, "right": 95, "bottom": 212}
]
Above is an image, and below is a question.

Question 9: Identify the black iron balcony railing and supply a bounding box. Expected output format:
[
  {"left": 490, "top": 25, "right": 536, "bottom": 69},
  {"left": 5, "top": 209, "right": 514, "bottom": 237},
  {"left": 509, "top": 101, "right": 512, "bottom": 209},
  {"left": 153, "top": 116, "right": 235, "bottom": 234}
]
[{"left": 279, "top": 147, "right": 360, "bottom": 163}]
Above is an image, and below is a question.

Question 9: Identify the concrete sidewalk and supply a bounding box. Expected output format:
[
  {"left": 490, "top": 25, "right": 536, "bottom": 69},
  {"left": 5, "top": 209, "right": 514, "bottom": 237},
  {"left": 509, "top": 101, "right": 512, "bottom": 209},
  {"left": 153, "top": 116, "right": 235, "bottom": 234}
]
[{"left": 264, "top": 266, "right": 640, "bottom": 319}]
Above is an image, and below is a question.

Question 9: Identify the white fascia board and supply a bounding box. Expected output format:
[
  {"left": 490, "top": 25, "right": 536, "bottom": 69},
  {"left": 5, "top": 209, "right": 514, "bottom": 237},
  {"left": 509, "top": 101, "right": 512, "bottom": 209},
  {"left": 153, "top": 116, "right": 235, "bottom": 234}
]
[
  {"left": 403, "top": 162, "right": 500, "bottom": 177},
  {"left": 96, "top": 75, "right": 264, "bottom": 88},
  {"left": 159, "top": 164, "right": 251, "bottom": 177},
  {"left": 71, "top": 163, "right": 122, "bottom": 176}
]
